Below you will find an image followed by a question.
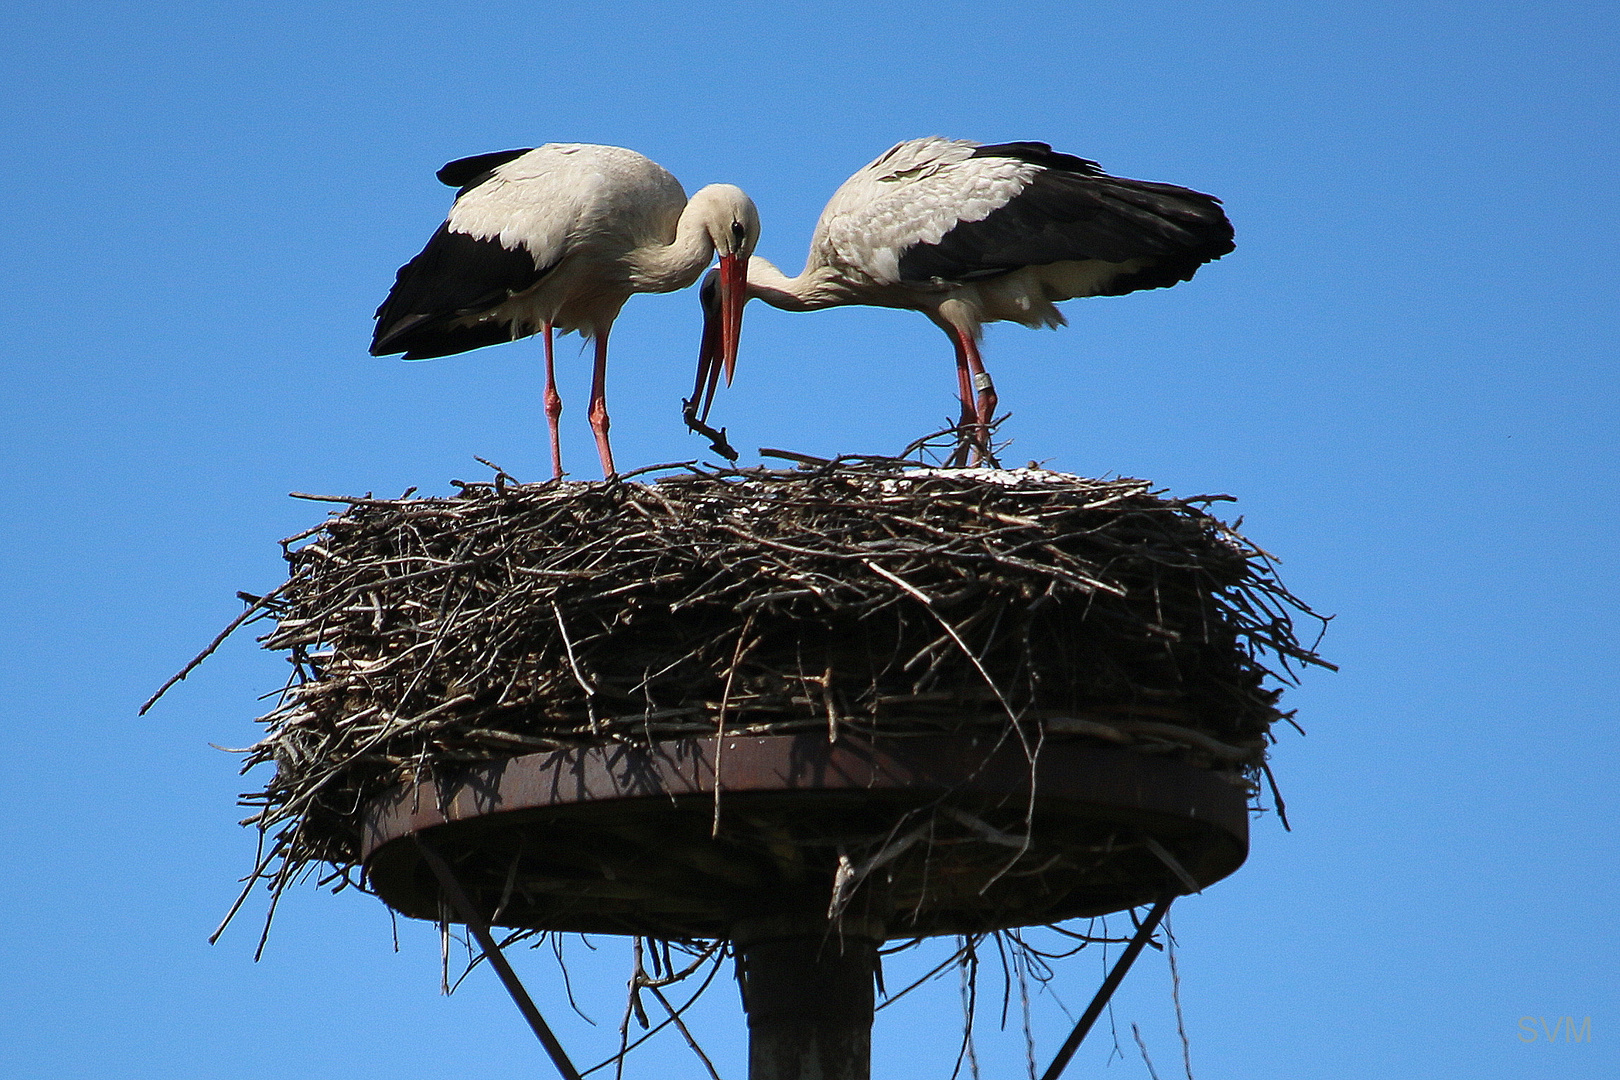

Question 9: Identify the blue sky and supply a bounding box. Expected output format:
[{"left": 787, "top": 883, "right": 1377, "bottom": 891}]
[{"left": 1, "top": 1, "right": 1615, "bottom": 1077}]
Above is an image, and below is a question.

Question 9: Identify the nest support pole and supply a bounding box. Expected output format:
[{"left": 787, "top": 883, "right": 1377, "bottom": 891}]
[
  {"left": 726, "top": 893, "right": 1170, "bottom": 1080},
  {"left": 734, "top": 914, "right": 886, "bottom": 1080},
  {"left": 1039, "top": 892, "right": 1175, "bottom": 1080},
  {"left": 416, "top": 838, "right": 583, "bottom": 1080},
  {"left": 363, "top": 740, "right": 1243, "bottom": 1079}
]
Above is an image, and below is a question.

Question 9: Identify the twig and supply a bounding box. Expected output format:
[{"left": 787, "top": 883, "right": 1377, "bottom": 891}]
[
  {"left": 551, "top": 601, "right": 600, "bottom": 732},
  {"left": 1132, "top": 1023, "right": 1164, "bottom": 1080},
  {"left": 1262, "top": 761, "right": 1292, "bottom": 831},
  {"left": 712, "top": 614, "right": 756, "bottom": 836},
  {"left": 760, "top": 447, "right": 831, "bottom": 466},
  {"left": 1141, "top": 836, "right": 1201, "bottom": 895},
  {"left": 1166, "top": 916, "right": 1194, "bottom": 1080},
  {"left": 680, "top": 402, "right": 739, "bottom": 462},
  {"left": 580, "top": 951, "right": 726, "bottom": 1076},
  {"left": 648, "top": 984, "right": 723, "bottom": 1080},
  {"left": 140, "top": 582, "right": 293, "bottom": 714}
]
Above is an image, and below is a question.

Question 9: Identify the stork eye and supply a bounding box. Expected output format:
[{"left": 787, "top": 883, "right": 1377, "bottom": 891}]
[{"left": 730, "top": 221, "right": 747, "bottom": 242}]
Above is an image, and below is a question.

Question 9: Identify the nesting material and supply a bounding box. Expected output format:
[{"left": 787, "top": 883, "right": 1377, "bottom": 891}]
[{"left": 234, "top": 458, "right": 1328, "bottom": 905}]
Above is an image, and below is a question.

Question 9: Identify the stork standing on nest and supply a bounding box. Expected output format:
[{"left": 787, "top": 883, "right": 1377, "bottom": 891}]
[
  {"left": 373, "top": 143, "right": 758, "bottom": 479},
  {"left": 687, "top": 137, "right": 1233, "bottom": 463}
]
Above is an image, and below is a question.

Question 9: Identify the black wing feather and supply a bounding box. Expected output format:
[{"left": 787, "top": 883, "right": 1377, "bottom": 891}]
[
  {"left": 899, "top": 145, "right": 1234, "bottom": 293},
  {"left": 371, "top": 223, "right": 551, "bottom": 359},
  {"left": 970, "top": 141, "right": 1105, "bottom": 176},
  {"left": 435, "top": 148, "right": 535, "bottom": 195}
]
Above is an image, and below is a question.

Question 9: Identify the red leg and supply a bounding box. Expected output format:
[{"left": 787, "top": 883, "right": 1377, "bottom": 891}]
[
  {"left": 587, "top": 329, "right": 616, "bottom": 478},
  {"left": 945, "top": 328, "right": 976, "bottom": 466},
  {"left": 961, "top": 333, "right": 997, "bottom": 465},
  {"left": 541, "top": 322, "right": 563, "bottom": 480},
  {"left": 954, "top": 344, "right": 976, "bottom": 429},
  {"left": 947, "top": 324, "right": 996, "bottom": 465}
]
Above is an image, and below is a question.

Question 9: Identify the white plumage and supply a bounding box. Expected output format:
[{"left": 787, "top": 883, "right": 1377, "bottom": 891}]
[
  {"left": 819, "top": 141, "right": 1037, "bottom": 285},
  {"left": 374, "top": 143, "right": 758, "bottom": 478},
  {"left": 689, "top": 137, "right": 1234, "bottom": 463}
]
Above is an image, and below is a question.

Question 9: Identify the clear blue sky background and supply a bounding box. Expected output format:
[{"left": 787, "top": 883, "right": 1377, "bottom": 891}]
[{"left": 1, "top": 1, "right": 1615, "bottom": 1077}]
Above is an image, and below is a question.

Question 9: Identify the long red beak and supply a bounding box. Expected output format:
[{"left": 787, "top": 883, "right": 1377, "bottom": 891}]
[{"left": 718, "top": 251, "right": 746, "bottom": 385}]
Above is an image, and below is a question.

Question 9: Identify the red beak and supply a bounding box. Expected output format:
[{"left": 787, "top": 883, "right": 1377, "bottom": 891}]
[{"left": 718, "top": 251, "right": 746, "bottom": 386}]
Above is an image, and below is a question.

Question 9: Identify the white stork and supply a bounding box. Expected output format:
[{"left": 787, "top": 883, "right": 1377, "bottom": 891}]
[
  {"left": 373, "top": 143, "right": 758, "bottom": 479},
  {"left": 687, "top": 137, "right": 1233, "bottom": 463}
]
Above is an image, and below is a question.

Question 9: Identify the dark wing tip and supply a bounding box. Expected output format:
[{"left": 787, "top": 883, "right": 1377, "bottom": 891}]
[
  {"left": 435, "top": 148, "right": 535, "bottom": 193},
  {"left": 971, "top": 141, "right": 1104, "bottom": 176},
  {"left": 370, "top": 312, "right": 426, "bottom": 356},
  {"left": 372, "top": 317, "right": 523, "bottom": 361},
  {"left": 370, "top": 226, "right": 551, "bottom": 359},
  {"left": 896, "top": 165, "right": 1235, "bottom": 292}
]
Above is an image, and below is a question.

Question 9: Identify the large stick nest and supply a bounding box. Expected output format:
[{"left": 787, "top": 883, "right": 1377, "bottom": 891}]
[{"left": 233, "top": 457, "right": 1329, "bottom": 906}]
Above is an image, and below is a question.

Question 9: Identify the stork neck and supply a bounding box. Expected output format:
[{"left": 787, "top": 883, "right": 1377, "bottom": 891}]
[
  {"left": 745, "top": 257, "right": 843, "bottom": 312},
  {"left": 628, "top": 206, "right": 718, "bottom": 293}
]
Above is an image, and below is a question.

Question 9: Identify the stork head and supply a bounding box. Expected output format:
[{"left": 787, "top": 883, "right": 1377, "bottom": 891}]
[
  {"left": 694, "top": 183, "right": 760, "bottom": 262},
  {"left": 686, "top": 185, "right": 759, "bottom": 428}
]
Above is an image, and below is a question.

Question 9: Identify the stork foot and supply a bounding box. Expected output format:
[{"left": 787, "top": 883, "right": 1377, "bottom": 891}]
[{"left": 945, "top": 415, "right": 1004, "bottom": 469}]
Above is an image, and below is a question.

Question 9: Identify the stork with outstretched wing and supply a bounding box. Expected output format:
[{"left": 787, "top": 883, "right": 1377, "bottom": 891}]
[{"left": 688, "top": 137, "right": 1232, "bottom": 462}]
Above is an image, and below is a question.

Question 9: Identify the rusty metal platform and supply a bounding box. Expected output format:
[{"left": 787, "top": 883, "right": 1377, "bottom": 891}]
[{"left": 361, "top": 733, "right": 1248, "bottom": 939}]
